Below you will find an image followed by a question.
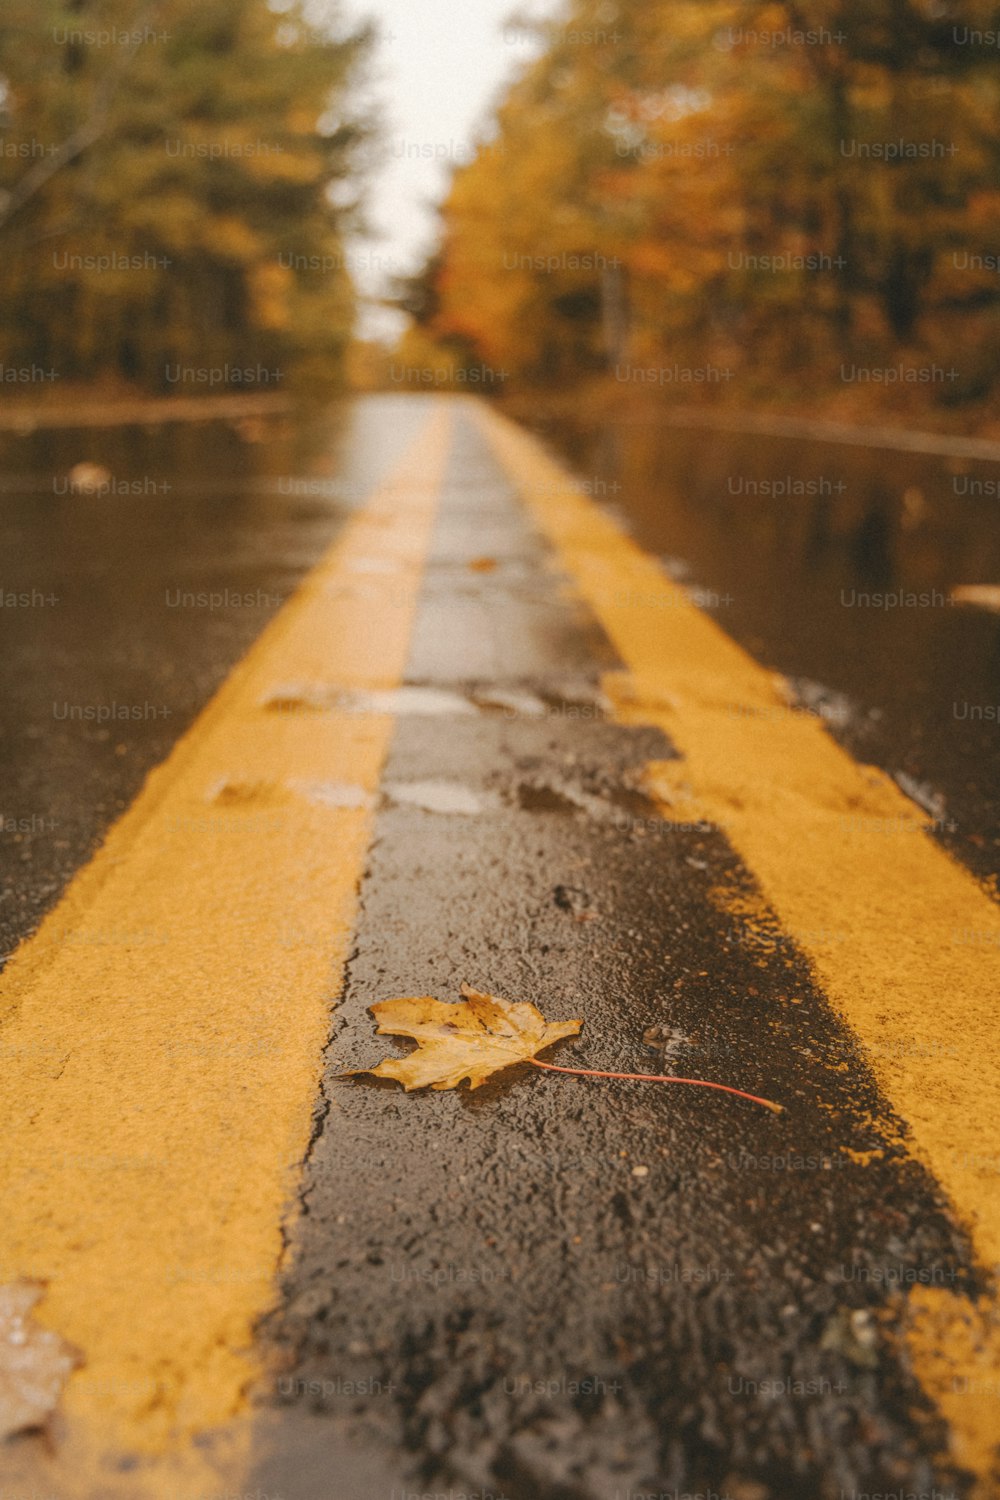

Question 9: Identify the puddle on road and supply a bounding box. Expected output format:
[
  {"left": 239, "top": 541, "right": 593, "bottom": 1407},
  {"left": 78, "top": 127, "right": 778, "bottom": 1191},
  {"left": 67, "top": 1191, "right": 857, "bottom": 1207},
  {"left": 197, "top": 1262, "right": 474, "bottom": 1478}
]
[
  {"left": 516, "top": 777, "right": 663, "bottom": 827},
  {"left": 348, "top": 686, "right": 480, "bottom": 717},
  {"left": 206, "top": 766, "right": 659, "bottom": 822},
  {"left": 262, "top": 683, "right": 479, "bottom": 717},
  {"left": 203, "top": 769, "right": 669, "bottom": 827},
  {"left": 469, "top": 687, "right": 548, "bottom": 717},
  {"left": 241, "top": 681, "right": 668, "bottom": 826},
  {"left": 206, "top": 777, "right": 373, "bottom": 811},
  {"left": 382, "top": 780, "right": 500, "bottom": 817},
  {"left": 261, "top": 679, "right": 610, "bottom": 721},
  {"left": 207, "top": 774, "right": 496, "bottom": 818},
  {"left": 289, "top": 780, "right": 373, "bottom": 809}
]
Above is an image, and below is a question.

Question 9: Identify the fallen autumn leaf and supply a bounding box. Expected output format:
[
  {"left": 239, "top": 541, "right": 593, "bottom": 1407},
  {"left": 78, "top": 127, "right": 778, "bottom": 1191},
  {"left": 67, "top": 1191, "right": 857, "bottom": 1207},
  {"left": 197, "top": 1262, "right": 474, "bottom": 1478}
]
[
  {"left": 350, "top": 982, "right": 583, "bottom": 1090},
  {"left": 347, "top": 983, "right": 783, "bottom": 1110}
]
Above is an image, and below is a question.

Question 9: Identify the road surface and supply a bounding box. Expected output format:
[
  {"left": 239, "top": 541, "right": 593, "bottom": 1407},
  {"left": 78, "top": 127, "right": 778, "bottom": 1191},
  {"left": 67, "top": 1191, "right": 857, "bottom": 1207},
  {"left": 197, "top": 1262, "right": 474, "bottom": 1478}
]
[{"left": 1, "top": 395, "right": 999, "bottom": 1500}]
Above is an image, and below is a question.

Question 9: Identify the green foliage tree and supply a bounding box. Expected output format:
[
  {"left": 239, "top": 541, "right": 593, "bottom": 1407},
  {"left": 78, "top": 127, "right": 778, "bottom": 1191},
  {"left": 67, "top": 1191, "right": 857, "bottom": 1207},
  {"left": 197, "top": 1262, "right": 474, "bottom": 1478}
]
[{"left": 0, "top": 0, "right": 373, "bottom": 393}]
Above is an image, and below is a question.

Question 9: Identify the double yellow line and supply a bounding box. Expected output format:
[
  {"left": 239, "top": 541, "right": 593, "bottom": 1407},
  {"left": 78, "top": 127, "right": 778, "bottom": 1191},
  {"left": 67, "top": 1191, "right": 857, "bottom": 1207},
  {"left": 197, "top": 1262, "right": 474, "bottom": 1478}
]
[{"left": 4, "top": 394, "right": 999, "bottom": 1493}]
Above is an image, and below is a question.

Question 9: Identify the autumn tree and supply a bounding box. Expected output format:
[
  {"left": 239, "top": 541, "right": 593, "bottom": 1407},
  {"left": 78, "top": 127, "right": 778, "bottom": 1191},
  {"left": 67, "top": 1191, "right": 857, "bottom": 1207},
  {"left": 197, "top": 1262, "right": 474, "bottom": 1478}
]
[
  {"left": 0, "top": 0, "right": 373, "bottom": 392},
  {"left": 410, "top": 0, "right": 1000, "bottom": 402}
]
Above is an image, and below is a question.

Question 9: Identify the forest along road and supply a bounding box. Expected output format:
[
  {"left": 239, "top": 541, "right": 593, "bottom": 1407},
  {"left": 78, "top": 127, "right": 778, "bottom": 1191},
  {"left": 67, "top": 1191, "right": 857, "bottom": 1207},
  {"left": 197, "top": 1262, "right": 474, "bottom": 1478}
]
[{"left": 1, "top": 394, "right": 999, "bottom": 1500}]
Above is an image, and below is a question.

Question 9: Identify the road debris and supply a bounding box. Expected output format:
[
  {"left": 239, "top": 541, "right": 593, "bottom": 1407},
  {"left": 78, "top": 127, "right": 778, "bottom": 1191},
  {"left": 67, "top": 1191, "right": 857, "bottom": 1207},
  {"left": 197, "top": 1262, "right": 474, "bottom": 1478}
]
[{"left": 0, "top": 1282, "right": 80, "bottom": 1441}]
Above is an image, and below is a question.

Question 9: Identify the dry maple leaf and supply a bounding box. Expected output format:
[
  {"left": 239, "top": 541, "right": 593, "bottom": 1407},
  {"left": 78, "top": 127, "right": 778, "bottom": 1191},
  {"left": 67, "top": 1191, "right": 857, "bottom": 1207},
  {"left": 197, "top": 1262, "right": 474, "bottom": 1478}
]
[
  {"left": 355, "top": 982, "right": 583, "bottom": 1090},
  {"left": 0, "top": 1281, "right": 80, "bottom": 1440},
  {"left": 349, "top": 983, "right": 783, "bottom": 1110}
]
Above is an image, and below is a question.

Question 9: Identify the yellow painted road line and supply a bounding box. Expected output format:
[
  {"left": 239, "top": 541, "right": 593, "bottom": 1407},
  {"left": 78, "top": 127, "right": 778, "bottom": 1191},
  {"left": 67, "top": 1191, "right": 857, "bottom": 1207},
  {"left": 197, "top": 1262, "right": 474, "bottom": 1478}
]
[
  {"left": 473, "top": 398, "right": 1000, "bottom": 1491},
  {"left": 0, "top": 402, "right": 452, "bottom": 1493}
]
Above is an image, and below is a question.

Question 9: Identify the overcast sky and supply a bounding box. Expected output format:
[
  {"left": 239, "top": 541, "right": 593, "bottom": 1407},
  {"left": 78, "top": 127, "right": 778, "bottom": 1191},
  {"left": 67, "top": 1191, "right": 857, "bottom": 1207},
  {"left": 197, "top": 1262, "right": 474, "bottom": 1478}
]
[{"left": 336, "top": 0, "right": 562, "bottom": 336}]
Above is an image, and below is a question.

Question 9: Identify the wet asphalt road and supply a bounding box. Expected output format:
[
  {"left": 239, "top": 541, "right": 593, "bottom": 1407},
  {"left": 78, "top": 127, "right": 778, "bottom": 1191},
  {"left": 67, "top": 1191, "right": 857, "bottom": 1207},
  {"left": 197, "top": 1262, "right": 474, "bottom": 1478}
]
[
  {"left": 0, "top": 397, "right": 431, "bottom": 963},
  {"left": 1, "top": 395, "right": 996, "bottom": 1498},
  {"left": 253, "top": 409, "right": 977, "bottom": 1500},
  {"left": 517, "top": 408, "right": 1000, "bottom": 887}
]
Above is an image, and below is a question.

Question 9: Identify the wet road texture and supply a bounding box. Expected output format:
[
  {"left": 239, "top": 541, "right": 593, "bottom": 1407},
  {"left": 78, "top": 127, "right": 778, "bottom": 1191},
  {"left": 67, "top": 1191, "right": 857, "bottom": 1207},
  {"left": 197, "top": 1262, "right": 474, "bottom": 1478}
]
[
  {"left": 253, "top": 406, "right": 979, "bottom": 1500},
  {"left": 1, "top": 395, "right": 995, "bottom": 1500}
]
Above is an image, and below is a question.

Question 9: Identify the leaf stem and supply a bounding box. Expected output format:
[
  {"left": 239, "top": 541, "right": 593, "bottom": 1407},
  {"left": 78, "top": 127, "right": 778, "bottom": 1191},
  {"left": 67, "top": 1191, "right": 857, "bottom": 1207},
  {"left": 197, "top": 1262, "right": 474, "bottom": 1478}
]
[{"left": 527, "top": 1057, "right": 783, "bottom": 1113}]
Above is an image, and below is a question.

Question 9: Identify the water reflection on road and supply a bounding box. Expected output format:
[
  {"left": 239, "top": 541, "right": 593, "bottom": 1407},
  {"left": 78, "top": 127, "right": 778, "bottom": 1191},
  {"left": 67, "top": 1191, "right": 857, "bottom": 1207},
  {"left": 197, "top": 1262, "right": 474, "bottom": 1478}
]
[
  {"left": 529, "top": 409, "right": 1000, "bottom": 884},
  {"left": 0, "top": 395, "right": 433, "bottom": 962}
]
